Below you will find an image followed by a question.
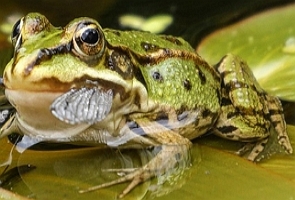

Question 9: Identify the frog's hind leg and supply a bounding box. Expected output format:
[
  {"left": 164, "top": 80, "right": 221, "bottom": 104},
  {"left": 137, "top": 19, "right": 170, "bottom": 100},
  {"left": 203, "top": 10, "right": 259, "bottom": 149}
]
[
  {"left": 213, "top": 54, "right": 292, "bottom": 161},
  {"left": 213, "top": 98, "right": 272, "bottom": 161},
  {"left": 213, "top": 54, "right": 271, "bottom": 142}
]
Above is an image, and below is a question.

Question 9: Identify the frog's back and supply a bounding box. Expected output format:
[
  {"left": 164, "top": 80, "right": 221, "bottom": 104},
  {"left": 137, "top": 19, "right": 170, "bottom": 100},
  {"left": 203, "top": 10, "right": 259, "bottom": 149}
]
[
  {"left": 104, "top": 29, "right": 196, "bottom": 54},
  {"left": 104, "top": 29, "right": 220, "bottom": 114}
]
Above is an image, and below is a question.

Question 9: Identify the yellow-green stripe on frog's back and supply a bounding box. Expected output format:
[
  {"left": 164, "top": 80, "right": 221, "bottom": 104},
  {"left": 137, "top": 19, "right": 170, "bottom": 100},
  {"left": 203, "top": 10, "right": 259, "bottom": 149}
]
[{"left": 104, "top": 29, "right": 196, "bottom": 55}]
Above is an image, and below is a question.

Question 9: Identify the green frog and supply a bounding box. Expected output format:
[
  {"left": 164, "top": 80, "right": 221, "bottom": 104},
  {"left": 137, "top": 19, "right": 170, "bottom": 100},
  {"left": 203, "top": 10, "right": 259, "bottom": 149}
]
[{"left": 0, "top": 13, "right": 292, "bottom": 198}]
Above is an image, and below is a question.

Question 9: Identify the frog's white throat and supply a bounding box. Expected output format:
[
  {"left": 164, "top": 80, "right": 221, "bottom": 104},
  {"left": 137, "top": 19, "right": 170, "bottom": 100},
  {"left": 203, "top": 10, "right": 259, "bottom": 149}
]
[{"left": 5, "top": 89, "right": 91, "bottom": 139}]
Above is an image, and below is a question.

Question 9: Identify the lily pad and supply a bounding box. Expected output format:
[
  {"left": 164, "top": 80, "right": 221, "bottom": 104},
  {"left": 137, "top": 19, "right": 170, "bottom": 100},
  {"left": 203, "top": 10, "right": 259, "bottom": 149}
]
[
  {"left": 197, "top": 3, "right": 295, "bottom": 101},
  {"left": 0, "top": 125, "right": 294, "bottom": 200}
]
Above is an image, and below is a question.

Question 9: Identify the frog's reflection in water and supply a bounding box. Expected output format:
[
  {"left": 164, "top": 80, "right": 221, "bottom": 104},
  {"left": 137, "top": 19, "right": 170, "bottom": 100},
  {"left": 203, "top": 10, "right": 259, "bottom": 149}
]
[{"left": 0, "top": 135, "right": 195, "bottom": 199}]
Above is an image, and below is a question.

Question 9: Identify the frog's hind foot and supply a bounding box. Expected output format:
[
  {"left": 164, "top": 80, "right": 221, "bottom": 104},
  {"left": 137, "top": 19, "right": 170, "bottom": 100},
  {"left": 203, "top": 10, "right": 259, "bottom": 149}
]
[
  {"left": 236, "top": 138, "right": 269, "bottom": 162},
  {"left": 237, "top": 124, "right": 292, "bottom": 162}
]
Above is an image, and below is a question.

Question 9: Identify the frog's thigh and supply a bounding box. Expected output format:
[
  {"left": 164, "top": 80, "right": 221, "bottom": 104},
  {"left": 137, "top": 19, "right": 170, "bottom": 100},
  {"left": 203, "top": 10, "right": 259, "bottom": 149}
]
[
  {"left": 214, "top": 104, "right": 269, "bottom": 141},
  {"left": 214, "top": 54, "right": 270, "bottom": 141}
]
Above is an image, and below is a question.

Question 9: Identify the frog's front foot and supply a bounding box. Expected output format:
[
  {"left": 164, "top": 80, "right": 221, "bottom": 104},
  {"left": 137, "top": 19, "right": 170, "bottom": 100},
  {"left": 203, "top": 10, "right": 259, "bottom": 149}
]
[{"left": 79, "top": 143, "right": 191, "bottom": 198}]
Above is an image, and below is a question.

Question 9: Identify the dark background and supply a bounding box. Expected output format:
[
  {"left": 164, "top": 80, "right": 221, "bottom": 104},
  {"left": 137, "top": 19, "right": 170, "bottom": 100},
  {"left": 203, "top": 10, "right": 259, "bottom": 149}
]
[{"left": 2, "top": 0, "right": 295, "bottom": 46}]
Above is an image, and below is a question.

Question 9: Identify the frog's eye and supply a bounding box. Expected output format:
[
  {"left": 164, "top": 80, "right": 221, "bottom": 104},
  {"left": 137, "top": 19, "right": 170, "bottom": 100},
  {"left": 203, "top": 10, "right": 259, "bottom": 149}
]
[
  {"left": 73, "top": 22, "right": 105, "bottom": 60},
  {"left": 11, "top": 18, "right": 23, "bottom": 50}
]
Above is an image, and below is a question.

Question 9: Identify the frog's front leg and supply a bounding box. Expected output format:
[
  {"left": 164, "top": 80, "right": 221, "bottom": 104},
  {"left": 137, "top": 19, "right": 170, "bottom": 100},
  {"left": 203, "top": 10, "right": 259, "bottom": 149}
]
[
  {"left": 79, "top": 118, "right": 192, "bottom": 198},
  {"left": 213, "top": 54, "right": 292, "bottom": 161}
]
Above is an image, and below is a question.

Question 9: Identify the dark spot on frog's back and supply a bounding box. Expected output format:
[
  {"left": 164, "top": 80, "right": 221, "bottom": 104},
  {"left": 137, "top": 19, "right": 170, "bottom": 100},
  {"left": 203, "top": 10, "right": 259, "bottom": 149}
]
[
  {"left": 112, "top": 31, "right": 121, "bottom": 36},
  {"left": 141, "top": 42, "right": 160, "bottom": 52},
  {"left": 152, "top": 71, "right": 163, "bottom": 82},
  {"left": 183, "top": 79, "right": 192, "bottom": 90},
  {"left": 160, "top": 36, "right": 183, "bottom": 46}
]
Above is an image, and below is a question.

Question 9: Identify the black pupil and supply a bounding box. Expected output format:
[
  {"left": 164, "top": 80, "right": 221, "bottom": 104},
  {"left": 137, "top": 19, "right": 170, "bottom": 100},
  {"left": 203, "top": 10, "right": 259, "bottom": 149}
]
[
  {"left": 81, "top": 28, "right": 99, "bottom": 44},
  {"left": 12, "top": 19, "right": 21, "bottom": 39}
]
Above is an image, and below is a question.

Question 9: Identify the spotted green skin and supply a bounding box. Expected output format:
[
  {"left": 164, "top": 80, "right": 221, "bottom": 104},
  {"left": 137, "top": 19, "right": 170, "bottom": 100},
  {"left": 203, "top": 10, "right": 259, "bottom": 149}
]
[
  {"left": 1, "top": 12, "right": 293, "bottom": 197},
  {"left": 104, "top": 29, "right": 220, "bottom": 112}
]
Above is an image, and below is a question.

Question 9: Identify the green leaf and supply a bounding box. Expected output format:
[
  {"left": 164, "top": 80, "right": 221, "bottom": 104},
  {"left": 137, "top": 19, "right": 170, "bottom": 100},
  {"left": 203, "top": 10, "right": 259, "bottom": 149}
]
[
  {"left": 0, "top": 127, "right": 294, "bottom": 200},
  {"left": 197, "top": 3, "right": 295, "bottom": 101}
]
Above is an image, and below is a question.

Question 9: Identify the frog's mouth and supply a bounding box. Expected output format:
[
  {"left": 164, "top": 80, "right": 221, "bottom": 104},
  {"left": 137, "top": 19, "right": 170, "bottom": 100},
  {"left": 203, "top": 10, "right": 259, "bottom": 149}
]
[{"left": 3, "top": 68, "right": 135, "bottom": 138}]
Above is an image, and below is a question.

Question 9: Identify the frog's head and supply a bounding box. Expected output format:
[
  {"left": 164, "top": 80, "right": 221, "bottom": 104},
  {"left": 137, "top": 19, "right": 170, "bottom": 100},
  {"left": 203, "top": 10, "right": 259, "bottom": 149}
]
[
  {"left": 4, "top": 12, "right": 133, "bottom": 93},
  {"left": 2, "top": 13, "right": 145, "bottom": 138}
]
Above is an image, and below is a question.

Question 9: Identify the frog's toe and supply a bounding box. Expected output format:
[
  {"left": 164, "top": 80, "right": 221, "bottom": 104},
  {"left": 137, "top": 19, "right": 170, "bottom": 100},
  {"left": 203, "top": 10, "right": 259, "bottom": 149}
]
[
  {"left": 278, "top": 136, "right": 293, "bottom": 154},
  {"left": 235, "top": 139, "right": 269, "bottom": 162},
  {"left": 79, "top": 167, "right": 152, "bottom": 198}
]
